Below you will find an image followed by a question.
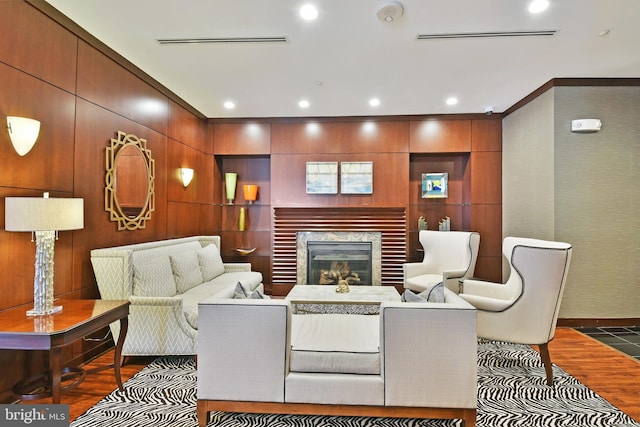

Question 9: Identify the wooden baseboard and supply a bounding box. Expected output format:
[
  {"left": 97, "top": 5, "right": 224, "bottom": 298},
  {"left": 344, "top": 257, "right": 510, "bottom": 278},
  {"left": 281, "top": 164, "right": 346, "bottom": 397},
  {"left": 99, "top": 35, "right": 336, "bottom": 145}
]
[
  {"left": 557, "top": 318, "right": 640, "bottom": 328},
  {"left": 197, "top": 400, "right": 476, "bottom": 427}
]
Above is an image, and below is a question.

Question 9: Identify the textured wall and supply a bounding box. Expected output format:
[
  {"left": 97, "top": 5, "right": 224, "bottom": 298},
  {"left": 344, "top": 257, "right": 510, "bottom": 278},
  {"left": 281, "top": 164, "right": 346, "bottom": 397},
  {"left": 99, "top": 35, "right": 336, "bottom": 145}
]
[
  {"left": 554, "top": 86, "right": 640, "bottom": 318},
  {"left": 503, "top": 85, "right": 640, "bottom": 319}
]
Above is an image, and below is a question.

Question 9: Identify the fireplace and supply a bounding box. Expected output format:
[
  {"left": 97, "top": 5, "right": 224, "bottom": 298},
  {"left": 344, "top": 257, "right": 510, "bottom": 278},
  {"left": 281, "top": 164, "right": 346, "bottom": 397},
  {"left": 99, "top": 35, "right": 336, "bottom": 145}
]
[
  {"left": 307, "top": 241, "right": 373, "bottom": 286},
  {"left": 296, "top": 231, "right": 382, "bottom": 286}
]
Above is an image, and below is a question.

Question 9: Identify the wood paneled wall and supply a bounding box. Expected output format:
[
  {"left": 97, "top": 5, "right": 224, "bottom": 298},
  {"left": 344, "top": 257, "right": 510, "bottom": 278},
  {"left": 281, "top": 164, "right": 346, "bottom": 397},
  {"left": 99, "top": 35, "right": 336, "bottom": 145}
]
[{"left": 0, "top": 2, "right": 212, "bottom": 401}]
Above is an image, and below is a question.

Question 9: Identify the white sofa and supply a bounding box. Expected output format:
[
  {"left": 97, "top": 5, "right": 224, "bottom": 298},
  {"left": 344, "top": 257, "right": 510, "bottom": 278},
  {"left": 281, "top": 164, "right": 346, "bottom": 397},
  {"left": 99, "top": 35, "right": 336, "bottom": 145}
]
[
  {"left": 91, "top": 236, "right": 262, "bottom": 356},
  {"left": 197, "top": 288, "right": 478, "bottom": 427}
]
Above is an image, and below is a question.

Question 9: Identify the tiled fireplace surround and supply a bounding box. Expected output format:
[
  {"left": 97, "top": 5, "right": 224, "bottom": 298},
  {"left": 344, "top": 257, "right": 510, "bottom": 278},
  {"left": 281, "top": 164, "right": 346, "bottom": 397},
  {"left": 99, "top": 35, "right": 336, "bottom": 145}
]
[{"left": 297, "top": 231, "right": 383, "bottom": 286}]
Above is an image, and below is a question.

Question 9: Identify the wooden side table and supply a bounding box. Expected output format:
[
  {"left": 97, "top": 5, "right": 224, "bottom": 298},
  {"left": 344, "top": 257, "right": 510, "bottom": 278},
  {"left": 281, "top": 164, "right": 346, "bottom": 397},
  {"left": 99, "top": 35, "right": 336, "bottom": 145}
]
[{"left": 0, "top": 299, "right": 129, "bottom": 403}]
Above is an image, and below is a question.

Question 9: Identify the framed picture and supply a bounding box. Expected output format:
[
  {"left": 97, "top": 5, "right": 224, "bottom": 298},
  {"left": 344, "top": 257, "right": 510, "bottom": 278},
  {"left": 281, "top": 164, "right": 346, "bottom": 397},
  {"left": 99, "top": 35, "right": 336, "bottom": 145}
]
[
  {"left": 422, "top": 173, "right": 448, "bottom": 198},
  {"left": 340, "top": 161, "right": 373, "bottom": 194},
  {"left": 306, "top": 162, "right": 338, "bottom": 194}
]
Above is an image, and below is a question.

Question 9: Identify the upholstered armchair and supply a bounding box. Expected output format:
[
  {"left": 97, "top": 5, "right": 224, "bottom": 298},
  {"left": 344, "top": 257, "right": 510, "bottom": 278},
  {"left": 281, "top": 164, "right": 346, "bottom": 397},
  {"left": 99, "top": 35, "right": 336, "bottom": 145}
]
[
  {"left": 404, "top": 230, "right": 480, "bottom": 294},
  {"left": 458, "top": 237, "right": 572, "bottom": 385}
]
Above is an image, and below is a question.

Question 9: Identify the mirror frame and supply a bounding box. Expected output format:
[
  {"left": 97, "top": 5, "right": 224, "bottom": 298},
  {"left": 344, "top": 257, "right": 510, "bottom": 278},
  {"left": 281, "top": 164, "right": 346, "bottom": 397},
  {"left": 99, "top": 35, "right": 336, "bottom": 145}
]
[{"left": 105, "top": 131, "right": 155, "bottom": 231}]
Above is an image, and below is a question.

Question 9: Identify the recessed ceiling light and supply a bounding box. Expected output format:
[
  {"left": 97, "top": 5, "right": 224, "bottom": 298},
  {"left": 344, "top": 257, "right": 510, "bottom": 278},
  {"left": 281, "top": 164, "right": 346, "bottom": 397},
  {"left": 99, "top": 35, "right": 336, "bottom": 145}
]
[
  {"left": 223, "top": 101, "right": 235, "bottom": 109},
  {"left": 299, "top": 99, "right": 310, "bottom": 108},
  {"left": 300, "top": 4, "right": 318, "bottom": 21},
  {"left": 446, "top": 97, "right": 458, "bottom": 106},
  {"left": 528, "top": 0, "right": 549, "bottom": 14},
  {"left": 369, "top": 98, "right": 381, "bottom": 107}
]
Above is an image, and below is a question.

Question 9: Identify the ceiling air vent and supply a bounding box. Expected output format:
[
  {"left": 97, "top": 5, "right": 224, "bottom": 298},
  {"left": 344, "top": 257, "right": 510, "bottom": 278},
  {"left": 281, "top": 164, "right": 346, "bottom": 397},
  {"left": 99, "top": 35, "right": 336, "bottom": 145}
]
[
  {"left": 157, "top": 36, "right": 288, "bottom": 45},
  {"left": 416, "top": 30, "right": 556, "bottom": 40}
]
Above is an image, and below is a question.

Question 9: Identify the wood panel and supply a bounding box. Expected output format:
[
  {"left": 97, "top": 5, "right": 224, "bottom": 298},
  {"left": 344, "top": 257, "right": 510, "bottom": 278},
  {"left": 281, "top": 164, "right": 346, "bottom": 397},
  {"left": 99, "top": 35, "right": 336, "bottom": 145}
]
[
  {"left": 471, "top": 119, "right": 502, "bottom": 152},
  {"left": 0, "top": 1, "right": 77, "bottom": 93},
  {"left": 271, "top": 121, "right": 409, "bottom": 154},
  {"left": 470, "top": 151, "right": 502, "bottom": 204},
  {"left": 218, "top": 157, "right": 271, "bottom": 205},
  {"left": 0, "top": 63, "right": 76, "bottom": 192},
  {"left": 272, "top": 207, "right": 407, "bottom": 293},
  {"left": 470, "top": 204, "right": 502, "bottom": 257},
  {"left": 168, "top": 101, "right": 207, "bottom": 153},
  {"left": 409, "top": 119, "right": 471, "bottom": 153},
  {"left": 166, "top": 202, "right": 216, "bottom": 239},
  {"left": 271, "top": 153, "right": 408, "bottom": 207},
  {"left": 212, "top": 122, "right": 271, "bottom": 155},
  {"left": 76, "top": 41, "right": 169, "bottom": 134}
]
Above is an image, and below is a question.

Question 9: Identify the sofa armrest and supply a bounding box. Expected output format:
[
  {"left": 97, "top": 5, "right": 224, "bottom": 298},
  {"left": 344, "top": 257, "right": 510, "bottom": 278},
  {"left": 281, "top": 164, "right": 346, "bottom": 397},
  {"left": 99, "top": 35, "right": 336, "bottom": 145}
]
[
  {"left": 380, "top": 292, "right": 477, "bottom": 409},
  {"left": 223, "top": 262, "right": 252, "bottom": 273},
  {"left": 198, "top": 299, "right": 291, "bottom": 403}
]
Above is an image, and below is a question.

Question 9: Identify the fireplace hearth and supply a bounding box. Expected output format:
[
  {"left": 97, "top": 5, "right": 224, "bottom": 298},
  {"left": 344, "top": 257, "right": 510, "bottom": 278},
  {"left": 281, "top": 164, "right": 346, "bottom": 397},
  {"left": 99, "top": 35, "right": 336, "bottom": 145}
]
[{"left": 307, "top": 241, "right": 372, "bottom": 286}]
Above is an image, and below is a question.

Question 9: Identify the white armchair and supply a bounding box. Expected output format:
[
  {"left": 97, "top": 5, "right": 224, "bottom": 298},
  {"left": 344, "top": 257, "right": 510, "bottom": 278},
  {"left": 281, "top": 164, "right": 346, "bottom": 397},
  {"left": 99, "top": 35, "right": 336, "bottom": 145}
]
[
  {"left": 404, "top": 230, "right": 480, "bottom": 294},
  {"left": 459, "top": 237, "right": 572, "bottom": 385}
]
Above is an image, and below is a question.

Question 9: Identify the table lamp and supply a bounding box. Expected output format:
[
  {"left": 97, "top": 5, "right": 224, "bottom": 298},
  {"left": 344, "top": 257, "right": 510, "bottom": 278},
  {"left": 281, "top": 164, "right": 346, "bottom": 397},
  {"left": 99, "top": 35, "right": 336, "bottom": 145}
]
[{"left": 5, "top": 193, "right": 84, "bottom": 315}]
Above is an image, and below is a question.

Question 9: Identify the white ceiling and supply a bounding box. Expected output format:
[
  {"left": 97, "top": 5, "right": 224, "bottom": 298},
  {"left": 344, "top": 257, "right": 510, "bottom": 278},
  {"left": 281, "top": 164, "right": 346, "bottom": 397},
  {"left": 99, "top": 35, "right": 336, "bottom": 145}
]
[{"left": 45, "top": 0, "right": 640, "bottom": 119}]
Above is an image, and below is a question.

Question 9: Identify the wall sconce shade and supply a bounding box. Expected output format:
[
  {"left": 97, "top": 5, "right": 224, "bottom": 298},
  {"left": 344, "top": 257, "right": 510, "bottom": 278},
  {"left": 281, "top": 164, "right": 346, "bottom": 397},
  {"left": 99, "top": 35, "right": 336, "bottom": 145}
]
[
  {"left": 243, "top": 184, "right": 258, "bottom": 204},
  {"left": 7, "top": 116, "right": 40, "bottom": 156},
  {"left": 181, "top": 168, "right": 194, "bottom": 187},
  {"left": 225, "top": 173, "right": 237, "bottom": 204},
  {"left": 5, "top": 193, "right": 84, "bottom": 316}
]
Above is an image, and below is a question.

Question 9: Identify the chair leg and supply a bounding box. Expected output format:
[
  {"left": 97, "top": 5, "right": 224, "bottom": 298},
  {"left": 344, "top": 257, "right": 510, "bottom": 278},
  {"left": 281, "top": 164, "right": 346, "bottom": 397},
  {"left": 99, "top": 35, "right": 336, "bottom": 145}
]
[{"left": 538, "top": 342, "right": 554, "bottom": 386}]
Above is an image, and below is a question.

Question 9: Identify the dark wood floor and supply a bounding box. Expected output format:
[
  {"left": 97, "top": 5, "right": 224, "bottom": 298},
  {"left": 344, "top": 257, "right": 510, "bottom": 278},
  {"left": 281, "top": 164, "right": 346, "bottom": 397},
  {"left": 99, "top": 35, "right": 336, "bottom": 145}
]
[{"left": 17, "top": 327, "right": 640, "bottom": 423}]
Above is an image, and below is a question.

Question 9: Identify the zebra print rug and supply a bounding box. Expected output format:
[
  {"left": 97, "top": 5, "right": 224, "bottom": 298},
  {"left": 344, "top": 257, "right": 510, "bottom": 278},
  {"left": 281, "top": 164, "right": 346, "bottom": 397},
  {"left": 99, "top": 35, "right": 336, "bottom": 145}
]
[{"left": 71, "top": 341, "right": 639, "bottom": 427}]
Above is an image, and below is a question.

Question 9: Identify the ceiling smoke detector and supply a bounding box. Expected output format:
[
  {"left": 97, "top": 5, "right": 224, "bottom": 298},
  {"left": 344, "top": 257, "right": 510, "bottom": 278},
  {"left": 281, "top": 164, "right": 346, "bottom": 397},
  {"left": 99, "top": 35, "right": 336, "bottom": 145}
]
[{"left": 376, "top": 1, "right": 404, "bottom": 23}]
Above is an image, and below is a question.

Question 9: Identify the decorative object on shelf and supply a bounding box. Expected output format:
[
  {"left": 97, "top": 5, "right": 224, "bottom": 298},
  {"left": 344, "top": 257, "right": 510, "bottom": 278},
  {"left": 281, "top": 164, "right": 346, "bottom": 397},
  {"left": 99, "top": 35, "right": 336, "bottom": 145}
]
[
  {"left": 225, "top": 172, "right": 237, "bottom": 204},
  {"left": 243, "top": 184, "right": 258, "bottom": 204},
  {"left": 438, "top": 216, "right": 451, "bottom": 231},
  {"left": 306, "top": 161, "right": 338, "bottom": 194},
  {"left": 422, "top": 172, "right": 448, "bottom": 198},
  {"left": 234, "top": 247, "right": 256, "bottom": 256},
  {"left": 4, "top": 192, "right": 84, "bottom": 316},
  {"left": 6, "top": 116, "right": 40, "bottom": 156},
  {"left": 180, "top": 168, "right": 194, "bottom": 187},
  {"left": 335, "top": 279, "right": 350, "bottom": 293},
  {"left": 340, "top": 161, "right": 373, "bottom": 194},
  {"left": 105, "top": 131, "right": 155, "bottom": 231},
  {"left": 418, "top": 216, "right": 428, "bottom": 230},
  {"left": 238, "top": 207, "right": 246, "bottom": 231}
]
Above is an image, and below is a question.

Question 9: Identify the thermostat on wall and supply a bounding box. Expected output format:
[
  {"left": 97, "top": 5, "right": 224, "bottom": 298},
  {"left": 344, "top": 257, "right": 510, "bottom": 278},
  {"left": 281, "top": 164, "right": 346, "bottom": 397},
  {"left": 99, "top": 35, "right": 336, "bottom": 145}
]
[{"left": 571, "top": 119, "right": 602, "bottom": 133}]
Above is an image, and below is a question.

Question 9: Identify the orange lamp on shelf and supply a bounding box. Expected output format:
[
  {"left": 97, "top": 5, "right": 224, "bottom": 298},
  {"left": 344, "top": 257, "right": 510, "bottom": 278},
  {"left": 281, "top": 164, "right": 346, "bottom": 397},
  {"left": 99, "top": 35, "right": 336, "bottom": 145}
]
[{"left": 243, "top": 184, "right": 258, "bottom": 204}]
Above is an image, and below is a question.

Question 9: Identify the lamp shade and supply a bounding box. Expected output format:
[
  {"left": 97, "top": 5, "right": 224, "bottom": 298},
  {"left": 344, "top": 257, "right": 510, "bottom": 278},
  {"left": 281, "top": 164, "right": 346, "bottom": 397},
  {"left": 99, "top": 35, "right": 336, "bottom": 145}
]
[
  {"left": 5, "top": 196, "right": 84, "bottom": 232},
  {"left": 7, "top": 116, "right": 40, "bottom": 156}
]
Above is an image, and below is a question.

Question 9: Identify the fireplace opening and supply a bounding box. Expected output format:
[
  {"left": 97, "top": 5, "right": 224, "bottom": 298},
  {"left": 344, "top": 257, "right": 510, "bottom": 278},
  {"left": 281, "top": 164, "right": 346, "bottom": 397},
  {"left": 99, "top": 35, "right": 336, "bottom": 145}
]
[{"left": 307, "top": 241, "right": 373, "bottom": 286}]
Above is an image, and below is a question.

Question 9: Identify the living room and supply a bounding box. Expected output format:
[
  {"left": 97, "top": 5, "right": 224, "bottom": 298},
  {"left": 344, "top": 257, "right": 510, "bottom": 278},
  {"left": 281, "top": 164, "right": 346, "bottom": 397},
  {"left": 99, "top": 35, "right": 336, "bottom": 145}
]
[{"left": 1, "top": 1, "right": 639, "bottom": 425}]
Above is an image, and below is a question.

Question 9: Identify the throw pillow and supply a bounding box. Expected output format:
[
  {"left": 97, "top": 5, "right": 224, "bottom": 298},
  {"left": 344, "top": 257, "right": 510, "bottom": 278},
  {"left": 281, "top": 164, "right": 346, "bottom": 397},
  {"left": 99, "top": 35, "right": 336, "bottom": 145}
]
[
  {"left": 401, "top": 282, "right": 445, "bottom": 303},
  {"left": 250, "top": 289, "right": 271, "bottom": 299},
  {"left": 197, "top": 244, "right": 225, "bottom": 281},
  {"left": 170, "top": 250, "right": 204, "bottom": 293},
  {"left": 133, "top": 256, "right": 177, "bottom": 297},
  {"left": 233, "top": 282, "right": 251, "bottom": 299}
]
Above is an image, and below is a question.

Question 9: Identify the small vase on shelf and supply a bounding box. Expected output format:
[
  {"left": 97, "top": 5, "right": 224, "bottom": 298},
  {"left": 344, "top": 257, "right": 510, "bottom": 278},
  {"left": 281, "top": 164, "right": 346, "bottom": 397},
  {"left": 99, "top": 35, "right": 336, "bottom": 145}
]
[{"left": 238, "top": 207, "right": 246, "bottom": 231}]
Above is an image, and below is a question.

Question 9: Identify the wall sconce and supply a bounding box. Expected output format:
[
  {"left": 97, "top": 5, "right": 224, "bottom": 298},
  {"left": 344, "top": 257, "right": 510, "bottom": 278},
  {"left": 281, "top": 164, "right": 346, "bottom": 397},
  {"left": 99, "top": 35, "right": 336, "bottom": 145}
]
[
  {"left": 225, "top": 172, "right": 237, "bottom": 204},
  {"left": 243, "top": 184, "right": 258, "bottom": 204},
  {"left": 181, "top": 168, "right": 194, "bottom": 187},
  {"left": 7, "top": 116, "right": 41, "bottom": 156},
  {"left": 5, "top": 192, "right": 84, "bottom": 316}
]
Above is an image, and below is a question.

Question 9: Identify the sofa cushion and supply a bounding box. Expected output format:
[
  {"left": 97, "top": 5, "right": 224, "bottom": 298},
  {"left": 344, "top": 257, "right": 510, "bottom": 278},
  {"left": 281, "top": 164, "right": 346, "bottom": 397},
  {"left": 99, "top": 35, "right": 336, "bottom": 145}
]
[
  {"left": 207, "top": 271, "right": 263, "bottom": 292},
  {"left": 182, "top": 281, "right": 239, "bottom": 329},
  {"left": 290, "top": 314, "right": 380, "bottom": 375},
  {"left": 132, "top": 256, "right": 177, "bottom": 297},
  {"left": 170, "top": 250, "right": 204, "bottom": 293},
  {"left": 198, "top": 244, "right": 225, "bottom": 281},
  {"left": 404, "top": 273, "right": 443, "bottom": 293}
]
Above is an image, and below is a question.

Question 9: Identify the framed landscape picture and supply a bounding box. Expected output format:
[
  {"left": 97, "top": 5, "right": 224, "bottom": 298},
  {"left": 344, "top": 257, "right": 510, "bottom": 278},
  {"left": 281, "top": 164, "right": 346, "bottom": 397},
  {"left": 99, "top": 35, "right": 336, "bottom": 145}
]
[
  {"left": 340, "top": 161, "right": 373, "bottom": 194},
  {"left": 422, "top": 173, "right": 448, "bottom": 198},
  {"left": 306, "top": 162, "right": 338, "bottom": 194}
]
